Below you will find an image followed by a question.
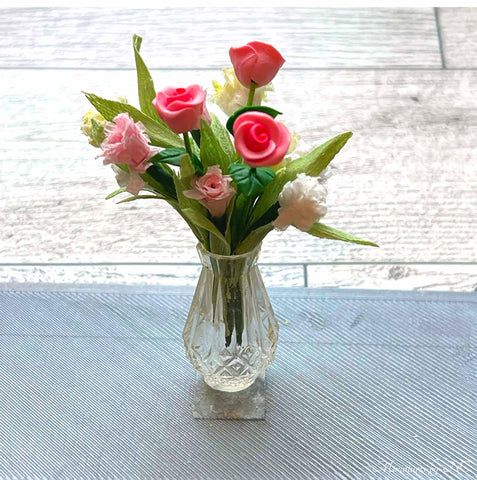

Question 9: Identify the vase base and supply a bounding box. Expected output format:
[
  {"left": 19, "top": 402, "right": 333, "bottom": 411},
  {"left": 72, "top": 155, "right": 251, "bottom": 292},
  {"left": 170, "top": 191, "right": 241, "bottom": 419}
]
[
  {"left": 193, "top": 373, "right": 266, "bottom": 420},
  {"left": 203, "top": 374, "right": 257, "bottom": 392}
]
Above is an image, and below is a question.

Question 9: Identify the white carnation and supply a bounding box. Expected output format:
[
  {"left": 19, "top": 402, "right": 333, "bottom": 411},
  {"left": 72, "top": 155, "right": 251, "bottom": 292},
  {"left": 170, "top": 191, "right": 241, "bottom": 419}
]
[{"left": 273, "top": 174, "right": 328, "bottom": 232}]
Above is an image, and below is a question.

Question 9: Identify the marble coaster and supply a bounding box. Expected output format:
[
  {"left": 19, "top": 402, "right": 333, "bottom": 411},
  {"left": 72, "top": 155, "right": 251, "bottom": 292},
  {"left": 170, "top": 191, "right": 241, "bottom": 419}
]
[{"left": 193, "top": 373, "right": 266, "bottom": 420}]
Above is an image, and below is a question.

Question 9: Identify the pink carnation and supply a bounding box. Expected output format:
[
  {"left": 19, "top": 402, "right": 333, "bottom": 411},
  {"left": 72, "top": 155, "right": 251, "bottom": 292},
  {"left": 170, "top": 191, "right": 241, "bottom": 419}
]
[
  {"left": 183, "top": 166, "right": 236, "bottom": 217},
  {"left": 100, "top": 113, "right": 159, "bottom": 174}
]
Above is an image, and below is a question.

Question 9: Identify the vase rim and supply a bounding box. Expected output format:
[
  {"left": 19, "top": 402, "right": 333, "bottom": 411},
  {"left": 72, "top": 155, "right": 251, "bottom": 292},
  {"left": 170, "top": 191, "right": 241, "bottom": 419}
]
[{"left": 196, "top": 242, "right": 262, "bottom": 260}]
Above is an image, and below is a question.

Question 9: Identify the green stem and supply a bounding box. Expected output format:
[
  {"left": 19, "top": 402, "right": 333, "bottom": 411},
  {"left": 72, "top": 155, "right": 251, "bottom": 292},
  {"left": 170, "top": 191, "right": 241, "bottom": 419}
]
[
  {"left": 222, "top": 261, "right": 245, "bottom": 347},
  {"left": 236, "top": 193, "right": 258, "bottom": 250},
  {"left": 182, "top": 131, "right": 193, "bottom": 159},
  {"left": 247, "top": 81, "right": 257, "bottom": 107}
]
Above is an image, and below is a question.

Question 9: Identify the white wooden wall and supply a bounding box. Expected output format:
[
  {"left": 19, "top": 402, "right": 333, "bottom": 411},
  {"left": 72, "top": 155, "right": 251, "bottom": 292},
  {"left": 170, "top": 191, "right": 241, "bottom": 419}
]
[{"left": 1, "top": 7, "right": 476, "bottom": 290}]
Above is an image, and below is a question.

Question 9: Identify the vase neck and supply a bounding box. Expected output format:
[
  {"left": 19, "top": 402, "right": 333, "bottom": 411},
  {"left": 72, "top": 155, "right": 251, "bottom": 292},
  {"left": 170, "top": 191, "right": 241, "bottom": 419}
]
[{"left": 197, "top": 244, "right": 261, "bottom": 273}]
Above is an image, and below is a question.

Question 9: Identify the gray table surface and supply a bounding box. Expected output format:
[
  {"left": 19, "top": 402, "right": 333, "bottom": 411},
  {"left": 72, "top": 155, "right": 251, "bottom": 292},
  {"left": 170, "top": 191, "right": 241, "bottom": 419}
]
[{"left": 0, "top": 284, "right": 476, "bottom": 479}]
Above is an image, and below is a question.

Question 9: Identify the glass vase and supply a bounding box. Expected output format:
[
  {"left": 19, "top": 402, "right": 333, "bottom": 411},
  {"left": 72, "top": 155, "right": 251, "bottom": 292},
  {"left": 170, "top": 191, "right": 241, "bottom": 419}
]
[{"left": 182, "top": 243, "right": 279, "bottom": 392}]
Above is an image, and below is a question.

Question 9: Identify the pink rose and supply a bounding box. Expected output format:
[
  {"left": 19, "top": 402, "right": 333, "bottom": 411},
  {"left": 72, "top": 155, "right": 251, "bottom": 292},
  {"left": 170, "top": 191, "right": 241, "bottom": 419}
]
[
  {"left": 229, "top": 41, "right": 285, "bottom": 88},
  {"left": 100, "top": 113, "right": 159, "bottom": 174},
  {"left": 152, "top": 85, "right": 211, "bottom": 134},
  {"left": 233, "top": 111, "right": 291, "bottom": 167},
  {"left": 183, "top": 166, "right": 236, "bottom": 217}
]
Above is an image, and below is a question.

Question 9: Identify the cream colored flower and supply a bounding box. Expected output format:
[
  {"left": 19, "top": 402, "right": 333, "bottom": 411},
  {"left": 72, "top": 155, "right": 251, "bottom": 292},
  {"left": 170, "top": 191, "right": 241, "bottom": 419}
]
[
  {"left": 273, "top": 173, "right": 328, "bottom": 232},
  {"left": 210, "top": 67, "right": 273, "bottom": 116},
  {"left": 81, "top": 110, "right": 106, "bottom": 147},
  {"left": 81, "top": 96, "right": 126, "bottom": 147},
  {"left": 287, "top": 132, "right": 301, "bottom": 156}
]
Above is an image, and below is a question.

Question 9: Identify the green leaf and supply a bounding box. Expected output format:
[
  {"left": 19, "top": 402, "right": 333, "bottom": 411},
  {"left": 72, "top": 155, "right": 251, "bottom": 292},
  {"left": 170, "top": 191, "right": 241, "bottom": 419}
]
[
  {"left": 171, "top": 159, "right": 207, "bottom": 244},
  {"left": 290, "top": 131, "right": 353, "bottom": 177},
  {"left": 116, "top": 194, "right": 166, "bottom": 204},
  {"left": 210, "top": 114, "right": 235, "bottom": 161},
  {"left": 172, "top": 205, "right": 206, "bottom": 246},
  {"left": 190, "top": 154, "right": 205, "bottom": 175},
  {"left": 228, "top": 163, "right": 275, "bottom": 197},
  {"left": 235, "top": 223, "right": 274, "bottom": 255},
  {"left": 150, "top": 148, "right": 186, "bottom": 167},
  {"left": 173, "top": 155, "right": 207, "bottom": 216},
  {"left": 224, "top": 196, "right": 236, "bottom": 245},
  {"left": 248, "top": 202, "right": 279, "bottom": 232},
  {"left": 182, "top": 208, "right": 230, "bottom": 255},
  {"left": 151, "top": 148, "right": 204, "bottom": 175},
  {"left": 209, "top": 232, "right": 230, "bottom": 256},
  {"left": 228, "top": 194, "right": 249, "bottom": 250},
  {"left": 144, "top": 163, "right": 176, "bottom": 198},
  {"left": 226, "top": 106, "right": 282, "bottom": 135},
  {"left": 132, "top": 35, "right": 160, "bottom": 120},
  {"left": 137, "top": 171, "right": 172, "bottom": 199},
  {"left": 83, "top": 92, "right": 182, "bottom": 149},
  {"left": 105, "top": 186, "right": 126, "bottom": 200},
  {"left": 191, "top": 129, "right": 201, "bottom": 148},
  {"left": 251, "top": 132, "right": 353, "bottom": 225},
  {"left": 307, "top": 223, "right": 379, "bottom": 247},
  {"left": 199, "top": 118, "right": 230, "bottom": 173}
]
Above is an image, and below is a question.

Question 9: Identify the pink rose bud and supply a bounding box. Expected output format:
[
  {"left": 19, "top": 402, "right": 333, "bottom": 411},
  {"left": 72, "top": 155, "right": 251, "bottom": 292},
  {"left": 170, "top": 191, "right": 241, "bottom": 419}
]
[
  {"left": 229, "top": 41, "right": 285, "bottom": 88},
  {"left": 233, "top": 111, "right": 291, "bottom": 168},
  {"left": 100, "top": 113, "right": 159, "bottom": 174},
  {"left": 152, "top": 85, "right": 211, "bottom": 134},
  {"left": 183, "top": 165, "right": 236, "bottom": 217}
]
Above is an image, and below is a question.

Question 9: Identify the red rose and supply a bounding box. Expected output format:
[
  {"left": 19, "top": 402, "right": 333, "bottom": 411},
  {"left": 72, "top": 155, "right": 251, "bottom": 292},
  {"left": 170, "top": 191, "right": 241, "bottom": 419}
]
[
  {"left": 233, "top": 111, "right": 291, "bottom": 167},
  {"left": 229, "top": 41, "right": 285, "bottom": 88},
  {"left": 152, "top": 85, "right": 211, "bottom": 134}
]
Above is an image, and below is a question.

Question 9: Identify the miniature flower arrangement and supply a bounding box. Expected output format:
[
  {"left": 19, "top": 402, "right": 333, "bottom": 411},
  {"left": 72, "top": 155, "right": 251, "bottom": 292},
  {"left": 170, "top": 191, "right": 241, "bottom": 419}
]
[{"left": 82, "top": 36, "right": 377, "bottom": 392}]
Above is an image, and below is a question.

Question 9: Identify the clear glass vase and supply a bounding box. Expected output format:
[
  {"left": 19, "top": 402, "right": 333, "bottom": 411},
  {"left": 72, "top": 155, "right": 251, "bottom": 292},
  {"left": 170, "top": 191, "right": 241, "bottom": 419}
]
[{"left": 182, "top": 243, "right": 279, "bottom": 392}]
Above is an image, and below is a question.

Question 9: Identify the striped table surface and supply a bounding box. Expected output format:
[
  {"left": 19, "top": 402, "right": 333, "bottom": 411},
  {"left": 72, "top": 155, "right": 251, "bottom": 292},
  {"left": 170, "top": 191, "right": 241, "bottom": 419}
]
[{"left": 0, "top": 284, "right": 476, "bottom": 479}]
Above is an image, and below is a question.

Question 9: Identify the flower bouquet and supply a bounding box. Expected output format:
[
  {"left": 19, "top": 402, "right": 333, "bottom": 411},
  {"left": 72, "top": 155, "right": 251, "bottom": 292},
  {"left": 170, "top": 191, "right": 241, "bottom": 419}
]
[{"left": 82, "top": 37, "right": 377, "bottom": 391}]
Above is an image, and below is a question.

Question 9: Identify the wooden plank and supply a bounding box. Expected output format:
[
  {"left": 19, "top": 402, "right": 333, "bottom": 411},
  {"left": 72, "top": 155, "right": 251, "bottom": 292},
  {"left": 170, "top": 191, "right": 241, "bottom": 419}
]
[
  {"left": 439, "top": 7, "right": 477, "bottom": 68},
  {"left": 0, "top": 265, "right": 304, "bottom": 288},
  {"left": 0, "top": 8, "right": 441, "bottom": 68},
  {"left": 0, "top": 264, "right": 475, "bottom": 291},
  {"left": 308, "top": 264, "right": 477, "bottom": 292},
  {"left": 1, "top": 69, "right": 477, "bottom": 268}
]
